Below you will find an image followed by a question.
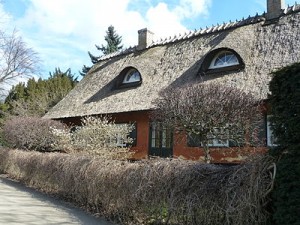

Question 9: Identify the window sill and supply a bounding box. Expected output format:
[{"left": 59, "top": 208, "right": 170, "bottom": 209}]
[
  {"left": 115, "top": 81, "right": 142, "bottom": 89},
  {"left": 201, "top": 64, "right": 245, "bottom": 75}
]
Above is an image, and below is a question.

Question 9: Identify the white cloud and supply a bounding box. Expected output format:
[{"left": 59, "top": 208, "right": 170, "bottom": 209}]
[
  {"left": 18, "top": 0, "right": 141, "bottom": 45},
  {"left": 146, "top": 2, "right": 187, "bottom": 38},
  {"left": 4, "top": 0, "right": 211, "bottom": 75},
  {"left": 175, "top": 0, "right": 211, "bottom": 19},
  {"left": 0, "top": 2, "right": 12, "bottom": 31}
]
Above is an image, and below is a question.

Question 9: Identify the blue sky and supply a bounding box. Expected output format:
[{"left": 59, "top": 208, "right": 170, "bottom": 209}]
[{"left": 0, "top": 0, "right": 296, "bottom": 79}]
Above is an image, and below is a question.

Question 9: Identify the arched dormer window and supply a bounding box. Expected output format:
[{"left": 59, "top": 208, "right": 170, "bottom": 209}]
[
  {"left": 200, "top": 48, "right": 245, "bottom": 75},
  {"left": 116, "top": 67, "right": 142, "bottom": 89},
  {"left": 122, "top": 68, "right": 141, "bottom": 84},
  {"left": 209, "top": 51, "right": 239, "bottom": 69}
]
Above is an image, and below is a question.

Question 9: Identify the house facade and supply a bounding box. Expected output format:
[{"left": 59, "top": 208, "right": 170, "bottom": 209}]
[{"left": 44, "top": 0, "right": 300, "bottom": 163}]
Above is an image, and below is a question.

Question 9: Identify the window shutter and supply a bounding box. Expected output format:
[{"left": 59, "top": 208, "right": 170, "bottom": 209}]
[{"left": 128, "top": 122, "right": 137, "bottom": 147}]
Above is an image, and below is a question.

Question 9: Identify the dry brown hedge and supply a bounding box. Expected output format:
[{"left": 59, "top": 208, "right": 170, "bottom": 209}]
[
  {"left": 0, "top": 148, "right": 274, "bottom": 225},
  {"left": 2, "top": 117, "right": 67, "bottom": 152}
]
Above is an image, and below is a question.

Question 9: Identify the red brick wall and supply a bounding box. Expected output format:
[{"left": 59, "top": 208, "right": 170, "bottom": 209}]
[
  {"left": 58, "top": 110, "right": 267, "bottom": 163},
  {"left": 59, "top": 111, "right": 151, "bottom": 159},
  {"left": 173, "top": 133, "right": 267, "bottom": 163},
  {"left": 112, "top": 111, "right": 150, "bottom": 159}
]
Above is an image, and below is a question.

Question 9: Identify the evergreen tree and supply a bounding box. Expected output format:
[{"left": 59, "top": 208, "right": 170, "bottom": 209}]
[
  {"left": 96, "top": 25, "right": 123, "bottom": 55},
  {"left": 80, "top": 25, "right": 123, "bottom": 76},
  {"left": 4, "top": 67, "right": 77, "bottom": 117},
  {"left": 79, "top": 65, "right": 91, "bottom": 77},
  {"left": 268, "top": 63, "right": 300, "bottom": 225}
]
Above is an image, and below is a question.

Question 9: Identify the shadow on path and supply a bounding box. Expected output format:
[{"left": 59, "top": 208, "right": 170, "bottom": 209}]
[{"left": 0, "top": 176, "right": 114, "bottom": 225}]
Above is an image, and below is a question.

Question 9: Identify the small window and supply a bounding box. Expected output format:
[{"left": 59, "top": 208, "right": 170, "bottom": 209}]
[
  {"left": 208, "top": 127, "right": 230, "bottom": 147},
  {"left": 266, "top": 115, "right": 278, "bottom": 147},
  {"left": 199, "top": 48, "right": 245, "bottom": 75},
  {"left": 122, "top": 68, "right": 141, "bottom": 84},
  {"left": 187, "top": 127, "right": 229, "bottom": 148},
  {"left": 109, "top": 122, "right": 137, "bottom": 147},
  {"left": 209, "top": 51, "right": 239, "bottom": 69},
  {"left": 116, "top": 67, "right": 142, "bottom": 89}
]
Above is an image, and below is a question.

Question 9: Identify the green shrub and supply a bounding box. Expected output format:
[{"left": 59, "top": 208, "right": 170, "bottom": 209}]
[
  {"left": 271, "top": 145, "right": 300, "bottom": 225},
  {"left": 268, "top": 63, "right": 300, "bottom": 225},
  {"left": 269, "top": 62, "right": 300, "bottom": 148},
  {"left": 3, "top": 117, "right": 67, "bottom": 152}
]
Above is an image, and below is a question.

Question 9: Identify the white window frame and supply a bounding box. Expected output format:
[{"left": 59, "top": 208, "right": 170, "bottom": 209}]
[
  {"left": 209, "top": 51, "right": 239, "bottom": 69},
  {"left": 205, "top": 127, "right": 229, "bottom": 147},
  {"left": 122, "top": 68, "right": 141, "bottom": 84},
  {"left": 114, "top": 133, "right": 127, "bottom": 147},
  {"left": 109, "top": 123, "right": 129, "bottom": 147},
  {"left": 207, "top": 139, "right": 229, "bottom": 147},
  {"left": 267, "top": 115, "right": 278, "bottom": 147}
]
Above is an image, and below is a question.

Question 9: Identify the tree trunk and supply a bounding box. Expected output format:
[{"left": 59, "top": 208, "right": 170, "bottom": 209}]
[{"left": 202, "top": 140, "right": 211, "bottom": 164}]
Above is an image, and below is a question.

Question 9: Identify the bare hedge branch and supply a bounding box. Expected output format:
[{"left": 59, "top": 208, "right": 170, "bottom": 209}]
[
  {"left": 152, "top": 83, "right": 263, "bottom": 163},
  {"left": 0, "top": 149, "right": 274, "bottom": 225},
  {"left": 2, "top": 116, "right": 67, "bottom": 151},
  {"left": 51, "top": 116, "right": 134, "bottom": 159}
]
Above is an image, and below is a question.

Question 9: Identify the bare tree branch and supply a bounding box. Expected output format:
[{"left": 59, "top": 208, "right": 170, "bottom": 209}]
[
  {"left": 0, "top": 29, "right": 39, "bottom": 97},
  {"left": 152, "top": 82, "right": 264, "bottom": 163}
]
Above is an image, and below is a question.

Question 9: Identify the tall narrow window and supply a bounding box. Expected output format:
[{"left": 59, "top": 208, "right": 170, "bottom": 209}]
[{"left": 267, "top": 115, "right": 278, "bottom": 147}]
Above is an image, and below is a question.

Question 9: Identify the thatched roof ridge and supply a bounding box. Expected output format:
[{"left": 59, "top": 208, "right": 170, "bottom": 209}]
[
  {"left": 44, "top": 7, "right": 300, "bottom": 119},
  {"left": 97, "top": 3, "right": 300, "bottom": 62},
  {"left": 98, "top": 15, "right": 265, "bottom": 62}
]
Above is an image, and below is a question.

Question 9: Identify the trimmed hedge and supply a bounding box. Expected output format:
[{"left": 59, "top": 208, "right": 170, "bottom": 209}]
[
  {"left": 2, "top": 117, "right": 67, "bottom": 152},
  {"left": 0, "top": 148, "right": 274, "bottom": 225}
]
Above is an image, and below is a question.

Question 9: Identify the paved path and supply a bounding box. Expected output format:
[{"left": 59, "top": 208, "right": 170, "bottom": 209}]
[{"left": 0, "top": 176, "right": 114, "bottom": 225}]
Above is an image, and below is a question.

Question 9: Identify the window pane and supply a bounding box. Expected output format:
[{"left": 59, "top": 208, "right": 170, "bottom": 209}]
[
  {"left": 166, "top": 129, "right": 172, "bottom": 148},
  {"left": 151, "top": 124, "right": 156, "bottom": 147},
  {"left": 227, "top": 54, "right": 238, "bottom": 64},
  {"left": 187, "top": 133, "right": 201, "bottom": 147},
  {"left": 110, "top": 123, "right": 136, "bottom": 147},
  {"left": 267, "top": 115, "right": 278, "bottom": 147},
  {"left": 123, "top": 69, "right": 141, "bottom": 84},
  {"left": 162, "top": 129, "right": 166, "bottom": 147},
  {"left": 209, "top": 51, "right": 239, "bottom": 69}
]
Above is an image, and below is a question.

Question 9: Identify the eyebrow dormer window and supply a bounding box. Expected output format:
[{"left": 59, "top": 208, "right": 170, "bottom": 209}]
[
  {"left": 209, "top": 51, "right": 239, "bottom": 69},
  {"left": 122, "top": 68, "right": 141, "bottom": 84},
  {"left": 199, "top": 48, "right": 245, "bottom": 75},
  {"left": 115, "top": 67, "right": 142, "bottom": 89}
]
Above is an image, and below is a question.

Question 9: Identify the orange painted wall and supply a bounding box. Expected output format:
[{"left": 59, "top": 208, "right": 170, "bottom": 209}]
[
  {"left": 172, "top": 133, "right": 267, "bottom": 163},
  {"left": 111, "top": 111, "right": 150, "bottom": 159},
  {"left": 59, "top": 110, "right": 267, "bottom": 163},
  {"left": 59, "top": 111, "right": 151, "bottom": 160}
]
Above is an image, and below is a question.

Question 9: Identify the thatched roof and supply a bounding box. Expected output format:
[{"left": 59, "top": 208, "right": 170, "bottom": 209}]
[{"left": 44, "top": 5, "right": 300, "bottom": 119}]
